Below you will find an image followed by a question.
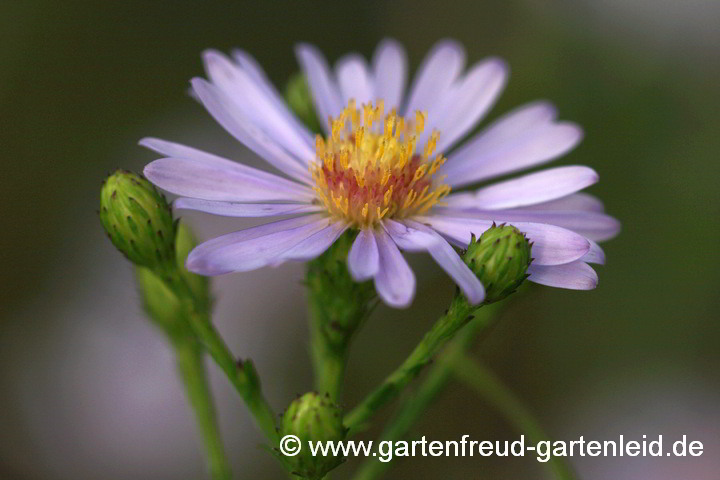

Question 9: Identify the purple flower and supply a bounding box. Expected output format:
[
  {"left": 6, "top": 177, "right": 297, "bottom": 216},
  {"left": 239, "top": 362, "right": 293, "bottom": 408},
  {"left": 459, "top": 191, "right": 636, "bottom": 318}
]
[{"left": 142, "top": 39, "right": 620, "bottom": 308}]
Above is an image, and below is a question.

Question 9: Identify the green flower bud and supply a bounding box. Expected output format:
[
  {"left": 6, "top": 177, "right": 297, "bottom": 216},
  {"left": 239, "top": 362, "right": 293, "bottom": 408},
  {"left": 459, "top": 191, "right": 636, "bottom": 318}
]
[
  {"left": 285, "top": 73, "right": 322, "bottom": 134},
  {"left": 463, "top": 223, "right": 532, "bottom": 304},
  {"left": 279, "top": 392, "right": 346, "bottom": 479},
  {"left": 99, "top": 170, "right": 175, "bottom": 270}
]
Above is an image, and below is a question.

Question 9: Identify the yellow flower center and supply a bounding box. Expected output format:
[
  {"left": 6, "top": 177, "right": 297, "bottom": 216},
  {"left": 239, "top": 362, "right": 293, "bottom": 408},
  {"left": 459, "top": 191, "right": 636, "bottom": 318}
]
[{"left": 310, "top": 100, "right": 451, "bottom": 228}]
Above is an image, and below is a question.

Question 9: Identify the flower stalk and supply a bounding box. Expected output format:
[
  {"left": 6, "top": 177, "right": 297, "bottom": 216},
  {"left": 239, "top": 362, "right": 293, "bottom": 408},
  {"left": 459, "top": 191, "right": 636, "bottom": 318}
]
[
  {"left": 180, "top": 295, "right": 279, "bottom": 444},
  {"left": 101, "top": 170, "right": 279, "bottom": 476},
  {"left": 132, "top": 227, "right": 233, "bottom": 479},
  {"left": 172, "top": 335, "right": 232, "bottom": 480},
  {"left": 306, "top": 231, "right": 377, "bottom": 401},
  {"left": 158, "top": 247, "right": 279, "bottom": 444},
  {"left": 345, "top": 224, "right": 532, "bottom": 434},
  {"left": 343, "top": 289, "right": 482, "bottom": 434},
  {"left": 350, "top": 303, "right": 502, "bottom": 480}
]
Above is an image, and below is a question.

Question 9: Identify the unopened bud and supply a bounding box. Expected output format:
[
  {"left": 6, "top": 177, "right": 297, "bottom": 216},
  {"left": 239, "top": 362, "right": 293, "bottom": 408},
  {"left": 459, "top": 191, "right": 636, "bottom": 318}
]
[
  {"left": 99, "top": 170, "right": 175, "bottom": 270},
  {"left": 463, "top": 224, "right": 532, "bottom": 303},
  {"left": 279, "top": 392, "right": 346, "bottom": 479}
]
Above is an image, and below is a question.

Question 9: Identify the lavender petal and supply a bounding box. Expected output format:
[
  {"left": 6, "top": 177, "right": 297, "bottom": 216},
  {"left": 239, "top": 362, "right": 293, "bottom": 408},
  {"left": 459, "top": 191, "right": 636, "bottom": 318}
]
[
  {"left": 336, "top": 54, "right": 375, "bottom": 106},
  {"left": 144, "top": 157, "right": 314, "bottom": 203},
  {"left": 417, "top": 215, "right": 590, "bottom": 266},
  {"left": 174, "top": 198, "right": 321, "bottom": 217},
  {"left": 371, "top": 38, "right": 407, "bottom": 110},
  {"left": 387, "top": 220, "right": 485, "bottom": 305},
  {"left": 373, "top": 226, "right": 416, "bottom": 308},
  {"left": 295, "top": 43, "right": 344, "bottom": 133},
  {"left": 186, "top": 214, "right": 329, "bottom": 275},
  {"left": 191, "top": 78, "right": 312, "bottom": 183},
  {"left": 280, "top": 221, "right": 348, "bottom": 261},
  {"left": 203, "top": 50, "right": 315, "bottom": 161},
  {"left": 403, "top": 39, "right": 465, "bottom": 117},
  {"left": 445, "top": 166, "right": 599, "bottom": 210},
  {"left": 431, "top": 207, "right": 620, "bottom": 242},
  {"left": 440, "top": 101, "right": 583, "bottom": 188},
  {"left": 431, "top": 58, "right": 508, "bottom": 153},
  {"left": 527, "top": 261, "right": 598, "bottom": 290},
  {"left": 347, "top": 228, "right": 380, "bottom": 281}
]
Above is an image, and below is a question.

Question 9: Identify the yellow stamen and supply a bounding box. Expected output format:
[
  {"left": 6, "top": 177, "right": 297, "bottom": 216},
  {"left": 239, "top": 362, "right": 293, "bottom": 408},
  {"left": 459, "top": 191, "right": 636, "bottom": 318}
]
[
  {"left": 383, "top": 185, "right": 394, "bottom": 206},
  {"left": 311, "top": 100, "right": 450, "bottom": 227},
  {"left": 413, "top": 164, "right": 428, "bottom": 182},
  {"left": 415, "top": 111, "right": 426, "bottom": 133}
]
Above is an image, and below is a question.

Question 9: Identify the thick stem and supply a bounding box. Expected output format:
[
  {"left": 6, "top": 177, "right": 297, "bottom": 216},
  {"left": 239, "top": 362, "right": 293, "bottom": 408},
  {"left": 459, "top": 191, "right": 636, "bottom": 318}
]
[
  {"left": 344, "top": 294, "right": 483, "bottom": 434},
  {"left": 306, "top": 232, "right": 376, "bottom": 402},
  {"left": 308, "top": 294, "right": 348, "bottom": 402},
  {"left": 173, "top": 337, "right": 232, "bottom": 480},
  {"left": 310, "top": 327, "right": 346, "bottom": 401}
]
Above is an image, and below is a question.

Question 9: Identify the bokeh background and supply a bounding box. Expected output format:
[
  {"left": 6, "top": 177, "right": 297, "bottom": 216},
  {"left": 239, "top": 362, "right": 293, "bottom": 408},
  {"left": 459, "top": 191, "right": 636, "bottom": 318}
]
[{"left": 1, "top": 1, "right": 719, "bottom": 479}]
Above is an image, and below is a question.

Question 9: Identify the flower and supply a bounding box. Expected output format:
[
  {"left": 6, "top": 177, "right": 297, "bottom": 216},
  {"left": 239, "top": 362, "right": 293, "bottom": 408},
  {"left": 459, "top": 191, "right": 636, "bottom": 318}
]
[{"left": 142, "top": 39, "right": 620, "bottom": 308}]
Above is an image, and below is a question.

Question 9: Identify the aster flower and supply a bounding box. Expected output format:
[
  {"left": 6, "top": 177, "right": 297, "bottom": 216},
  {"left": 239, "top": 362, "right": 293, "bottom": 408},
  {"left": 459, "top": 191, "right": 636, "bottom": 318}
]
[{"left": 142, "top": 39, "right": 620, "bottom": 308}]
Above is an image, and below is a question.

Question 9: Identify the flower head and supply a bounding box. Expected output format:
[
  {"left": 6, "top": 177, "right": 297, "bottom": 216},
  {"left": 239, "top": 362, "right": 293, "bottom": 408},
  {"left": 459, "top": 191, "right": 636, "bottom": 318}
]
[
  {"left": 142, "top": 39, "right": 620, "bottom": 308},
  {"left": 312, "top": 100, "right": 450, "bottom": 227}
]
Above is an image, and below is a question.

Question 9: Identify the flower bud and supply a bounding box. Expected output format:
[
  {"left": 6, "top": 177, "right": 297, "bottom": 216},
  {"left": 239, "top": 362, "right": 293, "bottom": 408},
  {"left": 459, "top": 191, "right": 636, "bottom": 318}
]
[
  {"left": 285, "top": 73, "right": 322, "bottom": 134},
  {"left": 99, "top": 170, "right": 175, "bottom": 270},
  {"left": 279, "top": 392, "right": 346, "bottom": 479},
  {"left": 463, "top": 223, "right": 532, "bottom": 303}
]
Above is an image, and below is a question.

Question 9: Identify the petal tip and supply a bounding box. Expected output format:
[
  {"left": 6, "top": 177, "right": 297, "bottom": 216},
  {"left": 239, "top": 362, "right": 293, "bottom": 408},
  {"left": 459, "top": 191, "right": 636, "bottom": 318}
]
[{"left": 138, "top": 137, "right": 157, "bottom": 148}]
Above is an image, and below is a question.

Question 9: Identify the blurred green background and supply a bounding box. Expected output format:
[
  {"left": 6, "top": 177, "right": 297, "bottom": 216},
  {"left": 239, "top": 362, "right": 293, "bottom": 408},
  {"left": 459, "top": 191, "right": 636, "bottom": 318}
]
[{"left": 1, "top": 1, "right": 719, "bottom": 479}]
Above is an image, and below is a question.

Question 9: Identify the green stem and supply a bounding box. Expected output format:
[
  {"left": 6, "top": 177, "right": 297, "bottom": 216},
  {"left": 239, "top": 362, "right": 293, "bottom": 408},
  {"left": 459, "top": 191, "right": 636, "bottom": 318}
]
[
  {"left": 185, "top": 307, "right": 279, "bottom": 444},
  {"left": 350, "top": 305, "right": 500, "bottom": 480},
  {"left": 308, "top": 296, "right": 347, "bottom": 401},
  {"left": 166, "top": 271, "right": 279, "bottom": 444},
  {"left": 310, "top": 327, "right": 346, "bottom": 401},
  {"left": 306, "top": 232, "right": 376, "bottom": 403},
  {"left": 173, "top": 337, "right": 232, "bottom": 480},
  {"left": 451, "top": 356, "right": 576, "bottom": 480},
  {"left": 308, "top": 298, "right": 375, "bottom": 402},
  {"left": 344, "top": 294, "right": 485, "bottom": 435}
]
